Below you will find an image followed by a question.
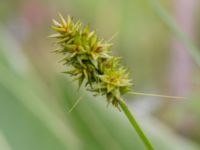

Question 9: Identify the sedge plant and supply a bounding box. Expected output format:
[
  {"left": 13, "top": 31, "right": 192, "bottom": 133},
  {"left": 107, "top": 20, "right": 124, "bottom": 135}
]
[{"left": 50, "top": 14, "right": 184, "bottom": 150}]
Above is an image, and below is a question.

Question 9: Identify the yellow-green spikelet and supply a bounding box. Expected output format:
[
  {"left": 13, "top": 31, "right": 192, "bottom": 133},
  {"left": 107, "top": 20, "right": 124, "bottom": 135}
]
[{"left": 51, "top": 14, "right": 132, "bottom": 108}]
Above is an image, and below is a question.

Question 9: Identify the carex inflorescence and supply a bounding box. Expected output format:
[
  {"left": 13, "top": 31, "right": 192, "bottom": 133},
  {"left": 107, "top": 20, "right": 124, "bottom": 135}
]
[{"left": 50, "top": 14, "right": 132, "bottom": 109}]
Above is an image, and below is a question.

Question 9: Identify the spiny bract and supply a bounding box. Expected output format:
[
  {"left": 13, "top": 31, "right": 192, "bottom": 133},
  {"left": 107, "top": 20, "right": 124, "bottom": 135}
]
[{"left": 51, "top": 14, "right": 132, "bottom": 108}]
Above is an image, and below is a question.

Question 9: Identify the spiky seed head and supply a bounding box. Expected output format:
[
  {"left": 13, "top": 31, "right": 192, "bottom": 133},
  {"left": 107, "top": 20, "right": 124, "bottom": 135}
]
[{"left": 50, "top": 14, "right": 132, "bottom": 109}]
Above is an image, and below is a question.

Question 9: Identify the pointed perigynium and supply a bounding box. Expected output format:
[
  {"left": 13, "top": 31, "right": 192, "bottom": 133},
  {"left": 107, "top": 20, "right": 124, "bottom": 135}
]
[{"left": 51, "top": 14, "right": 132, "bottom": 108}]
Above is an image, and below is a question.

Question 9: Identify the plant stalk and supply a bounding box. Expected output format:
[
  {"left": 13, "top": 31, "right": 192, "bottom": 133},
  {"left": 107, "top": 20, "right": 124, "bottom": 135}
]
[{"left": 119, "top": 99, "right": 155, "bottom": 150}]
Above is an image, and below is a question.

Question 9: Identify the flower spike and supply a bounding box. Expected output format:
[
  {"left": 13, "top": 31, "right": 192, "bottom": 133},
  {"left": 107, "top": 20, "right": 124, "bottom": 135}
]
[
  {"left": 50, "top": 14, "right": 132, "bottom": 108},
  {"left": 50, "top": 14, "right": 157, "bottom": 150}
]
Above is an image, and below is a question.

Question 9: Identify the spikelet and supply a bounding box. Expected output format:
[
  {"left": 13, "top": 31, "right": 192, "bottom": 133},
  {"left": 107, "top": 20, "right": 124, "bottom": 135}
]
[{"left": 50, "top": 14, "right": 132, "bottom": 108}]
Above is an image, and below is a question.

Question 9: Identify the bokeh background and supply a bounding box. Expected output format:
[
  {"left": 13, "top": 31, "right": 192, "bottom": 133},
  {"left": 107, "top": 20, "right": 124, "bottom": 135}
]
[{"left": 0, "top": 0, "right": 200, "bottom": 149}]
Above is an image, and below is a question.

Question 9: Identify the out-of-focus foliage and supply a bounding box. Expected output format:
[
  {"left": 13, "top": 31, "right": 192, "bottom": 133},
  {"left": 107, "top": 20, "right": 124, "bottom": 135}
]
[{"left": 0, "top": 0, "right": 200, "bottom": 150}]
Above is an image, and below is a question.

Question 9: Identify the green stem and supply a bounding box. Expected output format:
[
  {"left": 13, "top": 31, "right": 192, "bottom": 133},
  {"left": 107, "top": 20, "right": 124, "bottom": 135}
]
[{"left": 119, "top": 99, "right": 155, "bottom": 150}]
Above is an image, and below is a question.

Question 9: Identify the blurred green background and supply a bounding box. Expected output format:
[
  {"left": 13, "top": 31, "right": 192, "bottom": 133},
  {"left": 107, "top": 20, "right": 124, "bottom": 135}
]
[{"left": 0, "top": 0, "right": 200, "bottom": 149}]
